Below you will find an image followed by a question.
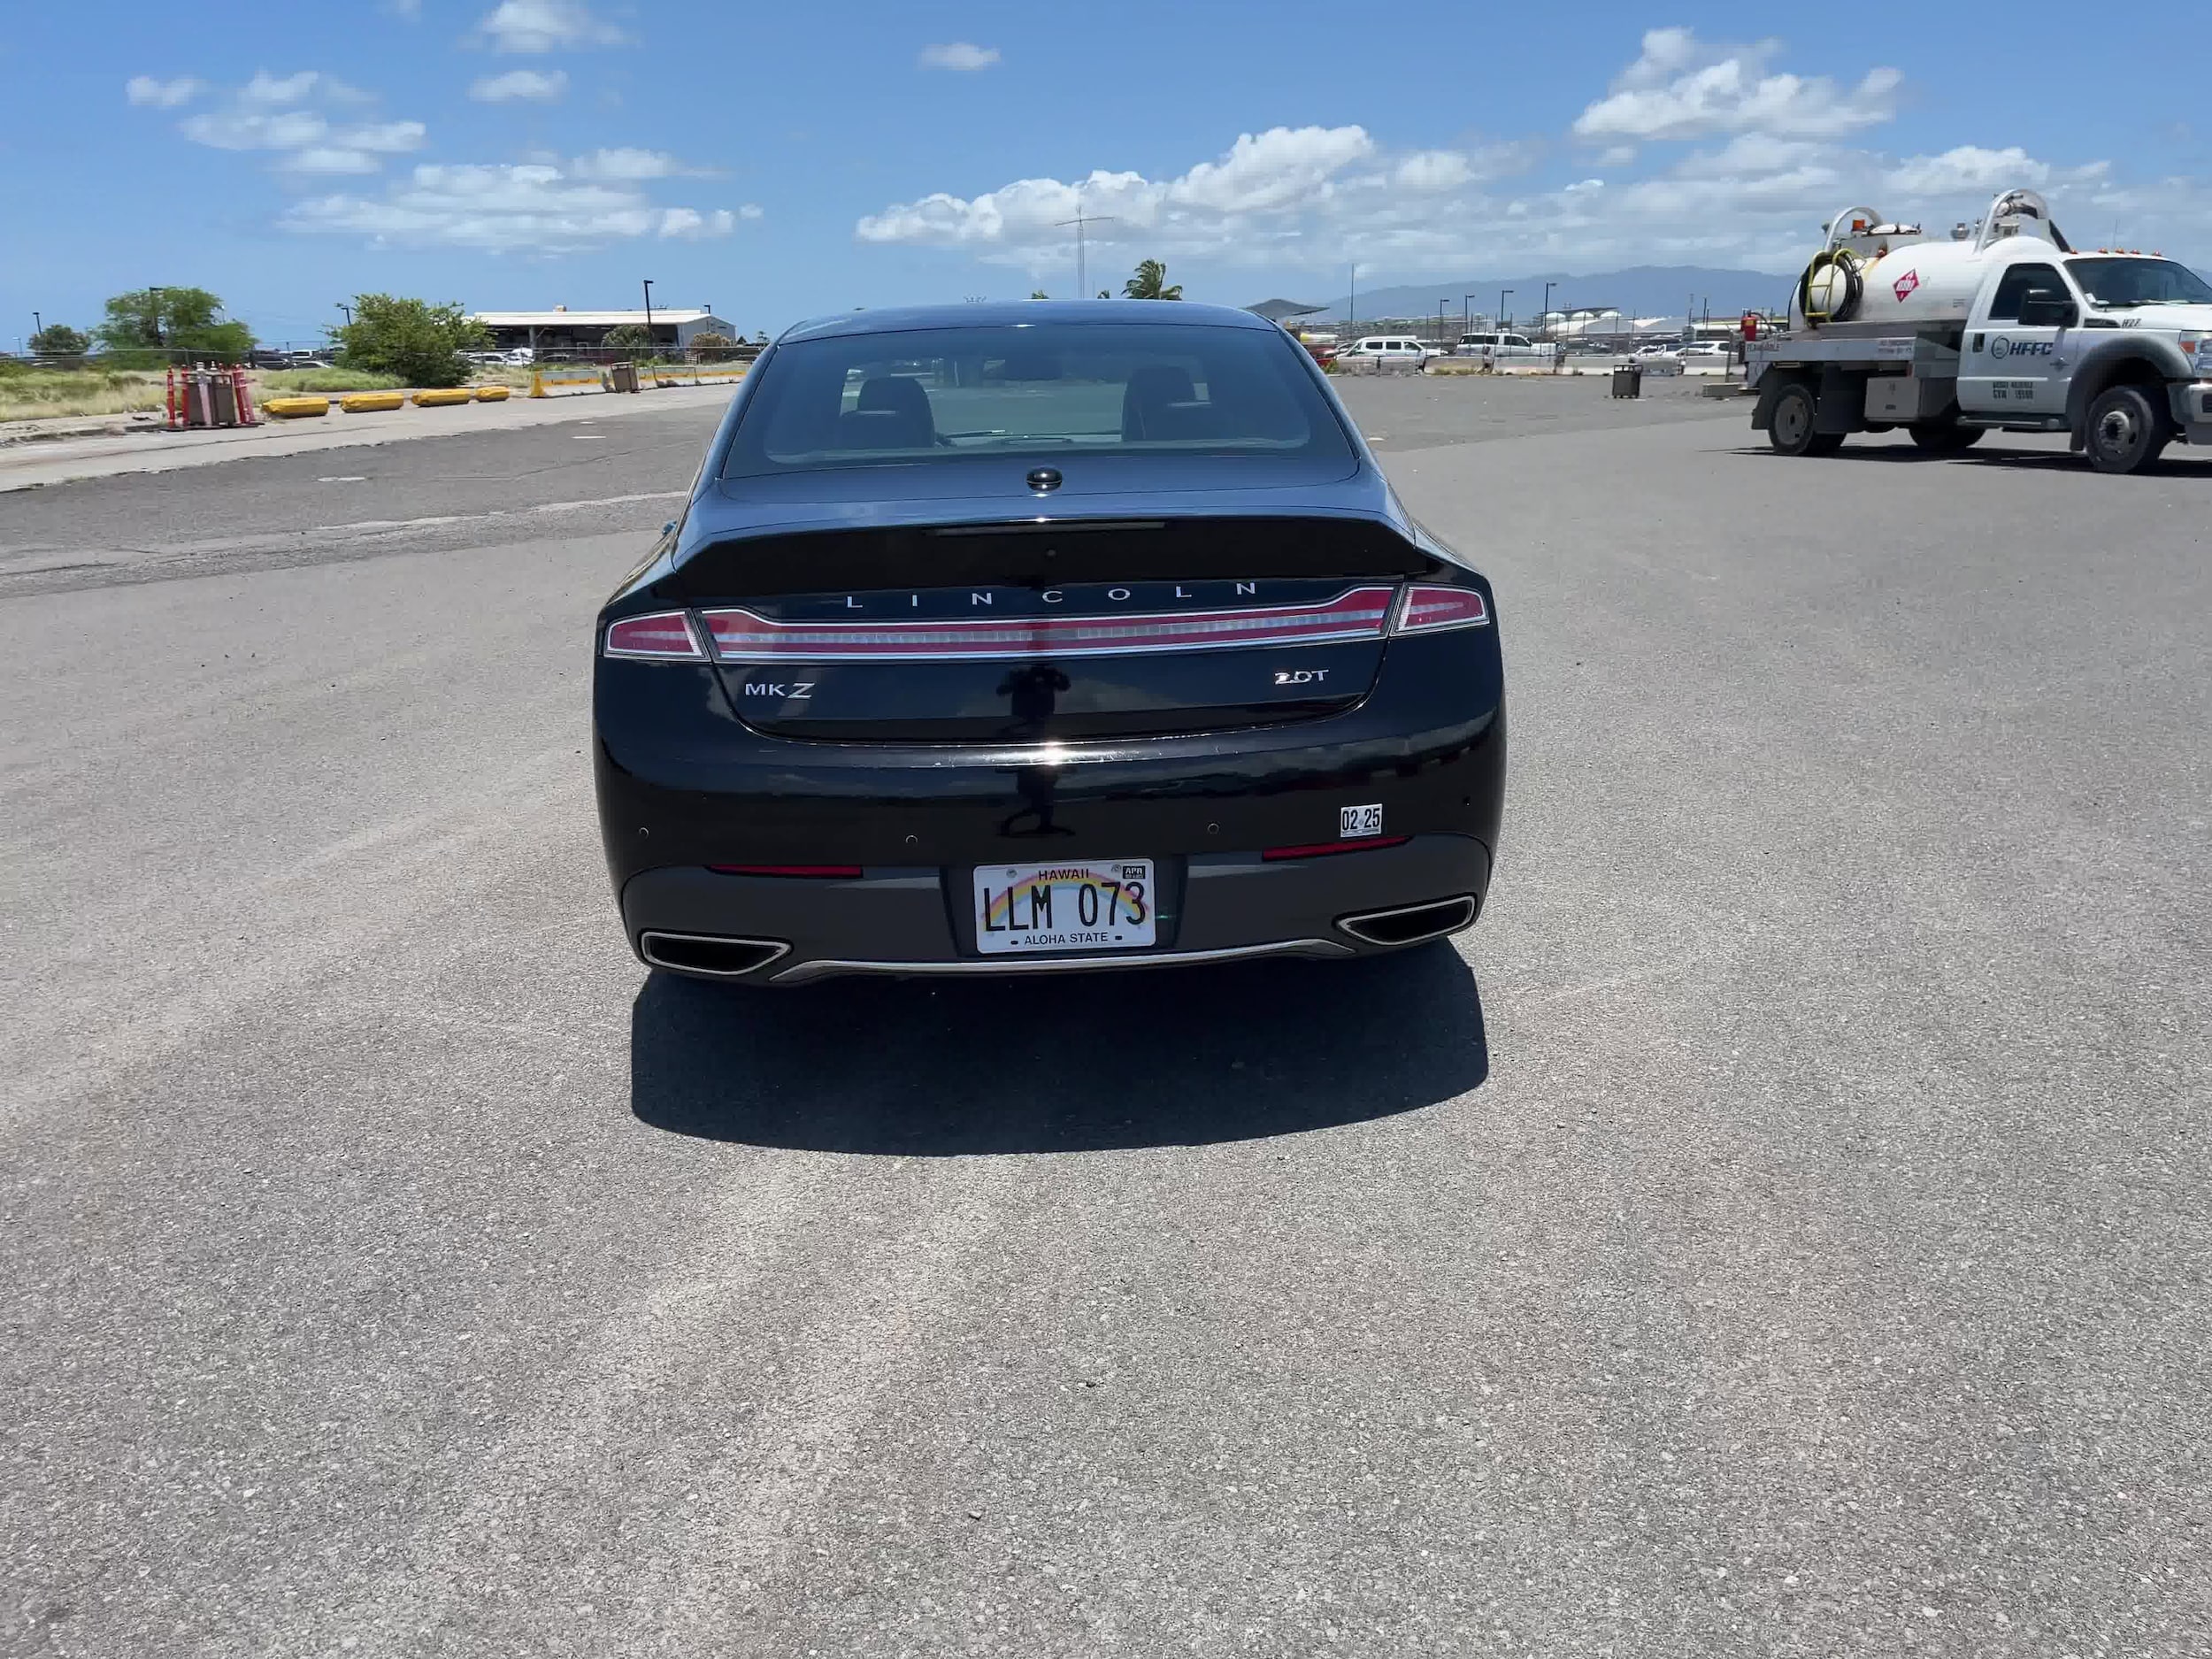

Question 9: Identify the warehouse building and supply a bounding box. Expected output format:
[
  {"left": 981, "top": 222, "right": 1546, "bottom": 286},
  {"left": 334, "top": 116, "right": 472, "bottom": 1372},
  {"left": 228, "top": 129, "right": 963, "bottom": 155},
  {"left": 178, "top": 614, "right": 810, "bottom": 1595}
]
[{"left": 468, "top": 306, "right": 736, "bottom": 357}]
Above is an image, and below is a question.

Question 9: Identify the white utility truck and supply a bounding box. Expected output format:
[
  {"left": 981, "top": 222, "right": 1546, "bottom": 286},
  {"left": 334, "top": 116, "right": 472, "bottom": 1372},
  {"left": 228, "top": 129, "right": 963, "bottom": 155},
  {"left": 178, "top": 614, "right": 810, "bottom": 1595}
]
[{"left": 1749, "top": 188, "right": 2212, "bottom": 473}]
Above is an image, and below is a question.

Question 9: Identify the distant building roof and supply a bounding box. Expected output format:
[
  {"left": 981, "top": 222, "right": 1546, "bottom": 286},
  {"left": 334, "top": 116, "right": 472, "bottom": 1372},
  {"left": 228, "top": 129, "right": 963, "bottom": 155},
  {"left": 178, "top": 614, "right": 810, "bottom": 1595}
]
[
  {"left": 1244, "top": 298, "right": 1328, "bottom": 323},
  {"left": 470, "top": 309, "right": 720, "bottom": 327}
]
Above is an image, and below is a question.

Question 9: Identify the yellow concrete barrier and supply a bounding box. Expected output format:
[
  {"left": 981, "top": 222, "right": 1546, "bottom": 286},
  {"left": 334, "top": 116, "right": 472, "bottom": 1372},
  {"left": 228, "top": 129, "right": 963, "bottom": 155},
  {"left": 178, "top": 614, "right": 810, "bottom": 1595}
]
[
  {"left": 472, "top": 385, "right": 511, "bottom": 402},
  {"left": 411, "top": 388, "right": 473, "bottom": 407},
  {"left": 529, "top": 368, "right": 611, "bottom": 398},
  {"left": 339, "top": 391, "right": 406, "bottom": 413},
  {"left": 262, "top": 396, "right": 332, "bottom": 419}
]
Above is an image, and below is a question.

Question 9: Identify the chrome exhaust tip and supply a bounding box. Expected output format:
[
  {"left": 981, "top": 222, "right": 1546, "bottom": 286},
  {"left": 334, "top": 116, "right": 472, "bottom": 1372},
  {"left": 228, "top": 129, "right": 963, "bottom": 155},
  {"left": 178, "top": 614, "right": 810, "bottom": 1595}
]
[
  {"left": 638, "top": 931, "right": 792, "bottom": 979},
  {"left": 1336, "top": 895, "right": 1478, "bottom": 949}
]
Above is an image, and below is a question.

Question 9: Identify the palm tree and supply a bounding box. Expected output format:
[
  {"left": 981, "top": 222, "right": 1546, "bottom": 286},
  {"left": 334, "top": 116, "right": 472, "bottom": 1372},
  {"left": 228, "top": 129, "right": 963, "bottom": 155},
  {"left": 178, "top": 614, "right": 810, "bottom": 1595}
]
[
  {"left": 1030, "top": 288, "right": 1049, "bottom": 300},
  {"left": 1122, "top": 259, "right": 1184, "bottom": 301}
]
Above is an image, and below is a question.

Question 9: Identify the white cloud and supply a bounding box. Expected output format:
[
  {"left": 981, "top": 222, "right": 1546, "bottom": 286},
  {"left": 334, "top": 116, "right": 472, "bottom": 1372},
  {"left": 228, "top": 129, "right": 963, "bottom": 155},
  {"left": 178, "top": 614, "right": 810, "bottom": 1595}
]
[
  {"left": 571, "top": 147, "right": 680, "bottom": 180},
  {"left": 127, "top": 75, "right": 203, "bottom": 108},
  {"left": 857, "top": 125, "right": 1385, "bottom": 258},
  {"left": 282, "top": 159, "right": 749, "bottom": 252},
  {"left": 340, "top": 120, "right": 428, "bottom": 154},
  {"left": 240, "top": 70, "right": 325, "bottom": 105},
  {"left": 470, "top": 68, "right": 569, "bottom": 101},
  {"left": 181, "top": 108, "right": 330, "bottom": 150},
  {"left": 169, "top": 73, "right": 424, "bottom": 174},
  {"left": 918, "top": 42, "right": 999, "bottom": 71},
  {"left": 1394, "top": 150, "right": 1475, "bottom": 195},
  {"left": 1574, "top": 28, "right": 1901, "bottom": 143},
  {"left": 739, "top": 203, "right": 764, "bottom": 220},
  {"left": 280, "top": 147, "right": 384, "bottom": 176},
  {"left": 476, "top": 0, "right": 626, "bottom": 52}
]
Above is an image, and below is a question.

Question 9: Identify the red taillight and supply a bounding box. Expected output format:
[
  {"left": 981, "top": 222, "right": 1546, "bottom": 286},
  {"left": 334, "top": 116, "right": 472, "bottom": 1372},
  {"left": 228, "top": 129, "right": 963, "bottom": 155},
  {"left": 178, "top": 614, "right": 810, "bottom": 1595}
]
[
  {"left": 707, "top": 864, "right": 863, "bottom": 878},
  {"left": 1263, "top": 836, "right": 1411, "bottom": 861},
  {"left": 603, "top": 611, "right": 704, "bottom": 659},
  {"left": 1394, "top": 585, "right": 1491, "bottom": 634},
  {"left": 698, "top": 586, "right": 1396, "bottom": 662}
]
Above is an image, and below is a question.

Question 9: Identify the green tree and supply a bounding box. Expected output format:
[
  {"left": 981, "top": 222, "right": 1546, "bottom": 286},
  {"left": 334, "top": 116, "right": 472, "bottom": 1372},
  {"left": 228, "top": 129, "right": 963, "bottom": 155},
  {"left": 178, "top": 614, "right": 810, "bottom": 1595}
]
[
  {"left": 687, "top": 331, "right": 736, "bottom": 361},
  {"left": 1029, "top": 288, "right": 1049, "bottom": 300},
  {"left": 329, "top": 295, "right": 488, "bottom": 388},
  {"left": 601, "top": 323, "right": 657, "bottom": 362},
  {"left": 30, "top": 323, "right": 91, "bottom": 357},
  {"left": 95, "top": 287, "right": 255, "bottom": 363},
  {"left": 1122, "top": 259, "right": 1184, "bottom": 301}
]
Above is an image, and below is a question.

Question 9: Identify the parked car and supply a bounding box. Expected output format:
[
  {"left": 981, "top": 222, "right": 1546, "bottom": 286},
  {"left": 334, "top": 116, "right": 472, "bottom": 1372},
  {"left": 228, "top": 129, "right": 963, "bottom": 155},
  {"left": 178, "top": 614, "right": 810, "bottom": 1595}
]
[
  {"left": 503, "top": 347, "right": 536, "bottom": 365},
  {"left": 1338, "top": 335, "right": 1432, "bottom": 370},
  {"left": 1677, "top": 342, "right": 1731, "bottom": 364},
  {"left": 592, "top": 302, "right": 1505, "bottom": 985}
]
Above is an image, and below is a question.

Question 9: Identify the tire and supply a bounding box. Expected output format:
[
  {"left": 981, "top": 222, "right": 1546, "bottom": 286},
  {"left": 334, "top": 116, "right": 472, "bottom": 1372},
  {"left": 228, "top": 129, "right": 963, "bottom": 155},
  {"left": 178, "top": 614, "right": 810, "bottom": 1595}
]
[
  {"left": 2084, "top": 384, "right": 2170, "bottom": 474},
  {"left": 1766, "top": 381, "right": 1822, "bottom": 456},
  {"left": 1909, "top": 422, "right": 1985, "bottom": 454}
]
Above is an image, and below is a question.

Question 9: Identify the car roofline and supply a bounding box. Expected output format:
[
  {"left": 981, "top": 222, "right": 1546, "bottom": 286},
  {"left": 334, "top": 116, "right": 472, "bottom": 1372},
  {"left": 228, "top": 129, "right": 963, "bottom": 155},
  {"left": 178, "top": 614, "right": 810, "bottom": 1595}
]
[{"left": 777, "top": 299, "right": 1279, "bottom": 345}]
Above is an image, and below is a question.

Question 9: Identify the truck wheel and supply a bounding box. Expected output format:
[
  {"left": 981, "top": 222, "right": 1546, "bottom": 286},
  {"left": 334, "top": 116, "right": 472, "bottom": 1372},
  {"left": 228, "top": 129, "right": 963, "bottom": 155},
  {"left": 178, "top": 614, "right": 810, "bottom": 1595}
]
[
  {"left": 1909, "top": 422, "right": 1984, "bottom": 453},
  {"left": 1767, "top": 382, "right": 1823, "bottom": 456},
  {"left": 2084, "top": 385, "right": 2170, "bottom": 474}
]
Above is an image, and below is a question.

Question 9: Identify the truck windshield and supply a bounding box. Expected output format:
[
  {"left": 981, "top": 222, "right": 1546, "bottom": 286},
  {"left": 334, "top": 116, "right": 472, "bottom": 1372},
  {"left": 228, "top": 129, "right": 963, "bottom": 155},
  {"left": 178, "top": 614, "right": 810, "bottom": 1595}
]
[
  {"left": 2067, "top": 258, "right": 2212, "bottom": 308},
  {"left": 723, "top": 322, "right": 1352, "bottom": 477}
]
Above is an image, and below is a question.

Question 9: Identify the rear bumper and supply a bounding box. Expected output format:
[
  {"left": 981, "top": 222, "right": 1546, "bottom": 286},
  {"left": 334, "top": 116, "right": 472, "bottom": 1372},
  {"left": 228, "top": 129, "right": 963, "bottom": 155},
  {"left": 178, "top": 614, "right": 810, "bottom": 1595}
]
[{"left": 621, "top": 833, "right": 1491, "bottom": 984}]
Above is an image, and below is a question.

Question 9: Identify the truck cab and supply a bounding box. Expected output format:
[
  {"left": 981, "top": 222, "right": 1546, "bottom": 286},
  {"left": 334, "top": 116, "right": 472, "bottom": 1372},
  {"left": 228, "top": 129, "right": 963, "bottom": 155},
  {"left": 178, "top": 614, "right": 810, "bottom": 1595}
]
[{"left": 1749, "top": 189, "right": 2212, "bottom": 472}]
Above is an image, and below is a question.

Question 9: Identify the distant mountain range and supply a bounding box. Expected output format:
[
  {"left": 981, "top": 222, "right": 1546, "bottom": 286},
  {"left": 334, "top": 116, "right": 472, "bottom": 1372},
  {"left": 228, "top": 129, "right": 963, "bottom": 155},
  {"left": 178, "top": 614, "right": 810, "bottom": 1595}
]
[{"left": 1289, "top": 265, "right": 1802, "bottom": 327}]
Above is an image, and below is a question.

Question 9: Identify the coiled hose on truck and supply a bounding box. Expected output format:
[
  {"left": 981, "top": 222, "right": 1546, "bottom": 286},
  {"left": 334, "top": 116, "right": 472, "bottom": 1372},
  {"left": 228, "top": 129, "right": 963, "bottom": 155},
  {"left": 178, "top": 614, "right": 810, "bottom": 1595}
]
[{"left": 1796, "top": 250, "right": 1863, "bottom": 326}]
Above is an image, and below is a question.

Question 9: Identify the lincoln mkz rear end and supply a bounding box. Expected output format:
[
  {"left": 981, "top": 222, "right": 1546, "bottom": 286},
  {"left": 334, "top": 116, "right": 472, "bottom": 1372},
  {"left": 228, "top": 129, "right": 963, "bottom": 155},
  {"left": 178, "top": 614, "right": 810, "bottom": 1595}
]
[{"left": 593, "top": 302, "right": 1505, "bottom": 985}]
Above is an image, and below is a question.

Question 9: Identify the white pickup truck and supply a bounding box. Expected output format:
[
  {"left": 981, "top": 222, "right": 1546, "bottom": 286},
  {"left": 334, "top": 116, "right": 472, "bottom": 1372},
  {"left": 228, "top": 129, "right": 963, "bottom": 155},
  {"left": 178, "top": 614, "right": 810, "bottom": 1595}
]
[
  {"left": 1454, "top": 331, "right": 1556, "bottom": 365},
  {"left": 1750, "top": 188, "right": 2212, "bottom": 473}
]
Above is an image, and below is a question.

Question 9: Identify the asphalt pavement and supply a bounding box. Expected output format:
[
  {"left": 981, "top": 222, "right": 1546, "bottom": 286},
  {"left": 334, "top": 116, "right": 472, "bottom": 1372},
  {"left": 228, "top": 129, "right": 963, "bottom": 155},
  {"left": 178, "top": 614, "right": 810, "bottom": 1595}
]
[{"left": 3, "top": 377, "right": 2208, "bottom": 1656}]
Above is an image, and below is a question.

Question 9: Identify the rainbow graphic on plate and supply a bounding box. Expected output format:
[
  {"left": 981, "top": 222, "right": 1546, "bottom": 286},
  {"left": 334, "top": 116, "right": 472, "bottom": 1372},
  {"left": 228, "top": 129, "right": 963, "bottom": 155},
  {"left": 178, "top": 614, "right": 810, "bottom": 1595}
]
[{"left": 974, "top": 861, "right": 1154, "bottom": 952}]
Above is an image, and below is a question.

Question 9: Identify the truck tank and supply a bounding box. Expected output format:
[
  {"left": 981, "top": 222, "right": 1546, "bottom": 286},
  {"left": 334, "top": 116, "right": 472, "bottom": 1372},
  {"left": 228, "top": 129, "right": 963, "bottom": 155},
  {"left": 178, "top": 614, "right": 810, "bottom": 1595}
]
[{"left": 1789, "top": 189, "right": 2070, "bottom": 334}]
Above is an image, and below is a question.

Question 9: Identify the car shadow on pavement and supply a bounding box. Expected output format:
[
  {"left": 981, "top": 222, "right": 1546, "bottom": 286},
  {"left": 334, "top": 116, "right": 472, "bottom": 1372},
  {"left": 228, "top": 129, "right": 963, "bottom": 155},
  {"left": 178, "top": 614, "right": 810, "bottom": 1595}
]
[{"left": 629, "top": 944, "right": 1487, "bottom": 1154}]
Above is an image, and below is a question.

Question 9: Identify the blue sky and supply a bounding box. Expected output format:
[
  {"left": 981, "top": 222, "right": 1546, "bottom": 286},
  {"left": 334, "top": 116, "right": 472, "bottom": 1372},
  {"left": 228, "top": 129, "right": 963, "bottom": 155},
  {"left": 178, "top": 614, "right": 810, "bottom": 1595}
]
[{"left": 4, "top": 0, "right": 2207, "bottom": 349}]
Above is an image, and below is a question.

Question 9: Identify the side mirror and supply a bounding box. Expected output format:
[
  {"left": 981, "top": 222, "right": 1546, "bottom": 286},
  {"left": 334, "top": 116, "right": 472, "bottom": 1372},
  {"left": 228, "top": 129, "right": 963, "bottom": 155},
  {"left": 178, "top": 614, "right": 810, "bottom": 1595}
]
[{"left": 2016, "top": 288, "right": 2078, "bottom": 328}]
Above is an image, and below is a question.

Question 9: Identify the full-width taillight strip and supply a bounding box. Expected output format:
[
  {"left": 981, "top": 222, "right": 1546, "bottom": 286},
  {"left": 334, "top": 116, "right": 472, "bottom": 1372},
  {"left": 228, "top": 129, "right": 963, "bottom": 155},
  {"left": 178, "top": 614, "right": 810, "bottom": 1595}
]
[
  {"left": 604, "top": 582, "right": 1491, "bottom": 663},
  {"left": 697, "top": 586, "right": 1399, "bottom": 663}
]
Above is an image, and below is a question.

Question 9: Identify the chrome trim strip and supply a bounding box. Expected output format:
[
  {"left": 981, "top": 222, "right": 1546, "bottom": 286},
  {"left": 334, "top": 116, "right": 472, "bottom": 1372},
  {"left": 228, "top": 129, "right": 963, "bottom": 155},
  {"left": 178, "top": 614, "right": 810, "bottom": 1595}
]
[
  {"left": 769, "top": 937, "right": 1352, "bottom": 986},
  {"left": 1335, "top": 895, "right": 1478, "bottom": 947},
  {"left": 638, "top": 930, "right": 794, "bottom": 979}
]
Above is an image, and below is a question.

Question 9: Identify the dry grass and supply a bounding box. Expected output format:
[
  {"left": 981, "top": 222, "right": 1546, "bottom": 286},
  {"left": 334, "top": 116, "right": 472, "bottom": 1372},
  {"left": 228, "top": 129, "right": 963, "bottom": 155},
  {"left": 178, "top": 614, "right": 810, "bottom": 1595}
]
[
  {"left": 0, "top": 369, "right": 169, "bottom": 424},
  {"left": 257, "top": 367, "right": 403, "bottom": 395}
]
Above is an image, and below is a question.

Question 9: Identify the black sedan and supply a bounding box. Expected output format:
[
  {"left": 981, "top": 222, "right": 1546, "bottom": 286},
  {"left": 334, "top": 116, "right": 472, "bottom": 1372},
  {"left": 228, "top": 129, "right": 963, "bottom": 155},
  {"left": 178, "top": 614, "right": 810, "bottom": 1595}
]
[{"left": 594, "top": 302, "right": 1505, "bottom": 984}]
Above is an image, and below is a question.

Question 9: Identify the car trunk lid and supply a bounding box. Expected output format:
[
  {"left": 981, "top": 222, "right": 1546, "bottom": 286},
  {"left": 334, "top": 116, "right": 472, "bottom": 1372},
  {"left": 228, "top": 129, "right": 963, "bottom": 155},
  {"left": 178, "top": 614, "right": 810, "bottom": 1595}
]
[{"left": 662, "top": 516, "right": 1431, "bottom": 743}]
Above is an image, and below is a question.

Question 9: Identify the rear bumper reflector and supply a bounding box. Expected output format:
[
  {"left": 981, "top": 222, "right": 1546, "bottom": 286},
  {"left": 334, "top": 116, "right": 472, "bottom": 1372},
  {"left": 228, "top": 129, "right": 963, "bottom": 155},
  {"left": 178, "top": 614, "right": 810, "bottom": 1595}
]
[
  {"left": 1263, "top": 836, "right": 1412, "bottom": 861},
  {"left": 708, "top": 864, "right": 864, "bottom": 878}
]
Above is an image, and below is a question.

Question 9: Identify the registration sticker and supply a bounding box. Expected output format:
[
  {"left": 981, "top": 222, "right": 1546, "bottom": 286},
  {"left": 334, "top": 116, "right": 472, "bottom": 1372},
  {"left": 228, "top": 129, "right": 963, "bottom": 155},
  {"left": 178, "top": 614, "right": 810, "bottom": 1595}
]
[
  {"left": 973, "top": 860, "right": 1156, "bottom": 955},
  {"left": 1340, "top": 803, "right": 1385, "bottom": 840}
]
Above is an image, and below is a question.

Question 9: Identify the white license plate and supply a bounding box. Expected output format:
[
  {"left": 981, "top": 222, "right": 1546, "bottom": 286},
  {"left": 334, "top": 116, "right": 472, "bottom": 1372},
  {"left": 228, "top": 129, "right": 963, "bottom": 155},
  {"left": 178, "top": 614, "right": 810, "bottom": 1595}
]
[
  {"left": 1340, "top": 803, "right": 1384, "bottom": 839},
  {"left": 972, "top": 860, "right": 1156, "bottom": 955}
]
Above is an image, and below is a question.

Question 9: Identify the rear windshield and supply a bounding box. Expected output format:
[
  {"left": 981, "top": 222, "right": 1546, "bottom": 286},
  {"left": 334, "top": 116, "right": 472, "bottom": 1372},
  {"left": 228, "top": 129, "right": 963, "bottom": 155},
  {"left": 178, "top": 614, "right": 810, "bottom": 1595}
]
[
  {"left": 2067, "top": 257, "right": 2212, "bottom": 308},
  {"left": 721, "top": 322, "right": 1351, "bottom": 477}
]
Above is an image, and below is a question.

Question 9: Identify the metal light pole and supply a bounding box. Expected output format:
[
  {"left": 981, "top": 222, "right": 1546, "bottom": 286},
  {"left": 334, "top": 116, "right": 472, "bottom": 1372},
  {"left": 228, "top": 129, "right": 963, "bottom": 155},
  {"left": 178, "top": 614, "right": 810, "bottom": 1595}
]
[
  {"left": 1348, "top": 265, "right": 1356, "bottom": 332},
  {"left": 1463, "top": 293, "right": 1476, "bottom": 334},
  {"left": 1056, "top": 188, "right": 1118, "bottom": 300},
  {"left": 1540, "top": 280, "right": 1555, "bottom": 339},
  {"left": 642, "top": 279, "right": 656, "bottom": 349},
  {"left": 336, "top": 303, "right": 352, "bottom": 324},
  {"left": 148, "top": 286, "right": 165, "bottom": 349},
  {"left": 1498, "top": 288, "right": 1513, "bottom": 333}
]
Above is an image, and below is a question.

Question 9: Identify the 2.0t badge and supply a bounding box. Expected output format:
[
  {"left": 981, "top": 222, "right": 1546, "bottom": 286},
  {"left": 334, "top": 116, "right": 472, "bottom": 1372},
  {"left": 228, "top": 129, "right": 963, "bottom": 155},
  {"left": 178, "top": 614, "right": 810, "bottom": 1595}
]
[{"left": 1274, "top": 668, "right": 1329, "bottom": 685}]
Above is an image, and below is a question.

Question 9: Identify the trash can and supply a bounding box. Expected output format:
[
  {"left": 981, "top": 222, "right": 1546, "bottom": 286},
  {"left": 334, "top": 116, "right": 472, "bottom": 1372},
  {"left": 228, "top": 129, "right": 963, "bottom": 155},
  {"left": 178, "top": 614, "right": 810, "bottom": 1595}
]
[
  {"left": 607, "top": 361, "right": 640, "bottom": 394},
  {"left": 1610, "top": 365, "right": 1642, "bottom": 399}
]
